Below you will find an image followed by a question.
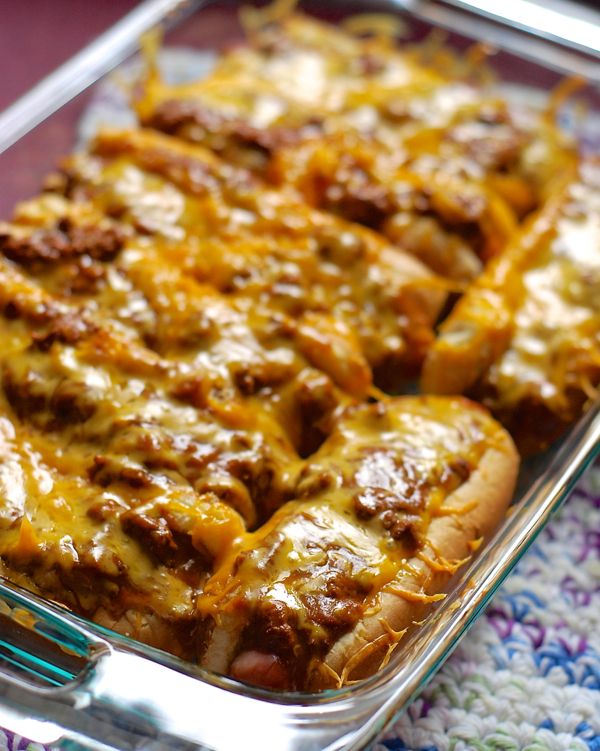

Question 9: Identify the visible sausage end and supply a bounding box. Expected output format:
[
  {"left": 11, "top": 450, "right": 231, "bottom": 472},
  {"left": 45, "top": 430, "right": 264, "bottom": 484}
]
[{"left": 230, "top": 650, "right": 291, "bottom": 691}]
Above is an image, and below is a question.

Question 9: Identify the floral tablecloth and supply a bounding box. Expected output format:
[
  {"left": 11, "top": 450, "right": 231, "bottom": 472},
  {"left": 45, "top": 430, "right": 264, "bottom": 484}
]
[{"left": 2, "top": 463, "right": 598, "bottom": 751}]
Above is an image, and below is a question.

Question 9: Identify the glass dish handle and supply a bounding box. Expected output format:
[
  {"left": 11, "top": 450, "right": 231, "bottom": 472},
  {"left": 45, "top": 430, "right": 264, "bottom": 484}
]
[{"left": 0, "top": 579, "right": 375, "bottom": 751}]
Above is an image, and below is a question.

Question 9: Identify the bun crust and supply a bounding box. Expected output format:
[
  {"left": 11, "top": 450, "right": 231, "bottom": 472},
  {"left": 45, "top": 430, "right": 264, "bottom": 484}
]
[{"left": 321, "top": 427, "right": 518, "bottom": 684}]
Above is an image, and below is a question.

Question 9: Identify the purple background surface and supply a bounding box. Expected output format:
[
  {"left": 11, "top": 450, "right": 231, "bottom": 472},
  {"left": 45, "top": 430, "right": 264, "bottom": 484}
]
[{"left": 0, "top": 0, "right": 139, "bottom": 112}]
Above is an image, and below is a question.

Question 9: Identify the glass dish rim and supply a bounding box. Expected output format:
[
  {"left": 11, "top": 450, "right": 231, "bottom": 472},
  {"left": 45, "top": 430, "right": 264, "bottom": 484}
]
[{"left": 0, "top": 1, "right": 598, "bottom": 749}]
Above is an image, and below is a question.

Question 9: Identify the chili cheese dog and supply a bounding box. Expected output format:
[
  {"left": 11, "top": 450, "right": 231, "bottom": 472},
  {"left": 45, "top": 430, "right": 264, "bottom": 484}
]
[
  {"left": 197, "top": 396, "right": 518, "bottom": 690},
  {"left": 6, "top": 4, "right": 595, "bottom": 697}
]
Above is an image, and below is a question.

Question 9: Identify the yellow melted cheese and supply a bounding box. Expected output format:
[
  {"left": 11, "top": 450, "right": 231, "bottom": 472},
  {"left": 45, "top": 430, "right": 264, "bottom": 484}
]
[
  {"left": 197, "top": 397, "right": 495, "bottom": 660},
  {"left": 0, "top": 125, "right": 446, "bottom": 666},
  {"left": 0, "top": 10, "right": 566, "bottom": 686}
]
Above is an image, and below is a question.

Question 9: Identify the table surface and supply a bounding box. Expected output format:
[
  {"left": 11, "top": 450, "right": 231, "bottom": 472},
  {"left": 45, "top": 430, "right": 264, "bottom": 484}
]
[{"left": 0, "top": 0, "right": 139, "bottom": 112}]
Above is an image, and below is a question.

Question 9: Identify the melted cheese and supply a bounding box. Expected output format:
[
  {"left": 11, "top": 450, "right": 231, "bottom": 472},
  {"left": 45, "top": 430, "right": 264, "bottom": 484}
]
[
  {"left": 493, "top": 163, "right": 600, "bottom": 405},
  {"left": 197, "top": 397, "right": 494, "bottom": 655},
  {"left": 423, "top": 160, "right": 600, "bottom": 452},
  {"left": 136, "top": 12, "right": 576, "bottom": 286},
  {"left": 0, "top": 10, "right": 571, "bottom": 687},
  {"left": 0, "top": 123, "right": 443, "bottom": 665}
]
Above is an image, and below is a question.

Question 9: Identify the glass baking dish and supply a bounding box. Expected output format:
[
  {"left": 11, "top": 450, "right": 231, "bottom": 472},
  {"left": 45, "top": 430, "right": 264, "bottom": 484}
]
[{"left": 0, "top": 1, "right": 598, "bottom": 749}]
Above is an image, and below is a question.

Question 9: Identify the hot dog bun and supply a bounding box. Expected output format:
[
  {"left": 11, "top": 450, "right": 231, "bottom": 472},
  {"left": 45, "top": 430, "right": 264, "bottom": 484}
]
[{"left": 321, "top": 425, "right": 517, "bottom": 686}]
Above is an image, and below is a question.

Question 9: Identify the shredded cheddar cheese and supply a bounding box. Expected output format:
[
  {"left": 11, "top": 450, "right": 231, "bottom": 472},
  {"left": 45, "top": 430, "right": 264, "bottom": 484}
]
[{"left": 385, "top": 587, "right": 447, "bottom": 604}]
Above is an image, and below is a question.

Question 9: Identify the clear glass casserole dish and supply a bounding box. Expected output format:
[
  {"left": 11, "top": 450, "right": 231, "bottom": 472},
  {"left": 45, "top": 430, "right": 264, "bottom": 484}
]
[{"left": 0, "top": 1, "right": 598, "bottom": 749}]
